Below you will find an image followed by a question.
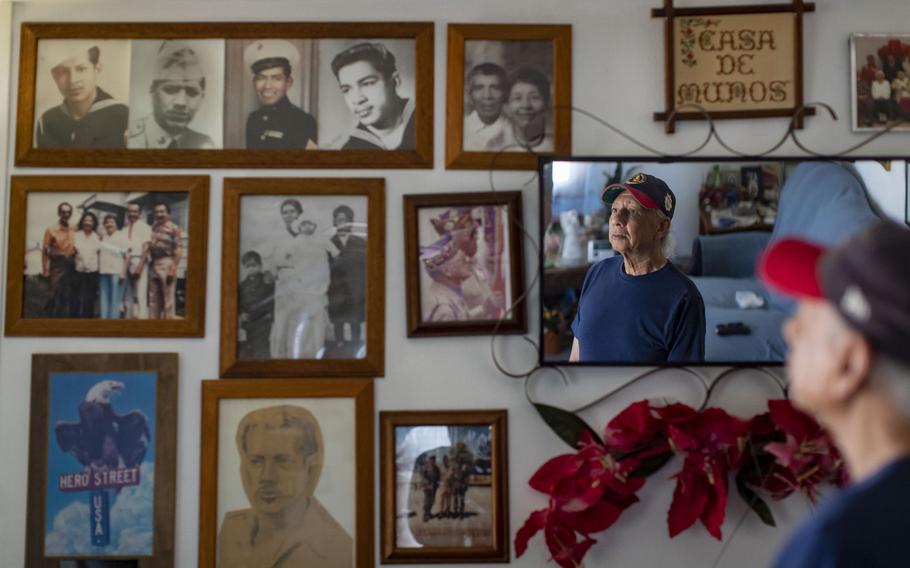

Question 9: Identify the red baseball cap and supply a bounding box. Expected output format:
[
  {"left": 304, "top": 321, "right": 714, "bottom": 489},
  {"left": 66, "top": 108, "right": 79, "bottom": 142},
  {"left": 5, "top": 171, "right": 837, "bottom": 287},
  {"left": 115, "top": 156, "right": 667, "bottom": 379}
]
[{"left": 759, "top": 221, "right": 910, "bottom": 365}]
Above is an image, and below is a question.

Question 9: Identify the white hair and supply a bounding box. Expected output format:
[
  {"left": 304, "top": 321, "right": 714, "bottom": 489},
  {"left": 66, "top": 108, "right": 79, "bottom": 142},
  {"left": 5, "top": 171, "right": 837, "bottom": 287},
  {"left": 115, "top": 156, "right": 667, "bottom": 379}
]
[
  {"left": 656, "top": 210, "right": 675, "bottom": 259},
  {"left": 870, "top": 354, "right": 910, "bottom": 420}
]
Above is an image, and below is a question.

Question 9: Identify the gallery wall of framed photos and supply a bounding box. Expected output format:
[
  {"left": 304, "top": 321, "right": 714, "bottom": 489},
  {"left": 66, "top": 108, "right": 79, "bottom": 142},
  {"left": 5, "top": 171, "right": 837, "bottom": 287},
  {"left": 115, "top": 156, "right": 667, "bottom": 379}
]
[{"left": 1, "top": 1, "right": 910, "bottom": 568}]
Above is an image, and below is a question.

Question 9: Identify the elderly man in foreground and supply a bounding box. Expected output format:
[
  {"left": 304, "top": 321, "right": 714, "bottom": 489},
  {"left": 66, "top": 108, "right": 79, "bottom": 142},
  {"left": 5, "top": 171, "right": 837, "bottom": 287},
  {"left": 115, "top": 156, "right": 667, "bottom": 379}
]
[
  {"left": 569, "top": 173, "right": 705, "bottom": 362},
  {"left": 760, "top": 221, "right": 910, "bottom": 568}
]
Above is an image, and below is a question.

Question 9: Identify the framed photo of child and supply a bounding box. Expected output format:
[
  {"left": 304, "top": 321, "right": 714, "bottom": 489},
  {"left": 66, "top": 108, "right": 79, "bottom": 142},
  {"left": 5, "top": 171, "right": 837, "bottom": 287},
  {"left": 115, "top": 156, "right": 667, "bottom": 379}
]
[{"left": 219, "top": 178, "right": 385, "bottom": 377}]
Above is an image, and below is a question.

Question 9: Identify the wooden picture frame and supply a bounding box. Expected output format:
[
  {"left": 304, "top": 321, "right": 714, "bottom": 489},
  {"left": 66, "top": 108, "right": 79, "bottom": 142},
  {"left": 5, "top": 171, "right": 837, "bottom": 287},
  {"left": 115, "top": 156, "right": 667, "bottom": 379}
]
[
  {"left": 16, "top": 22, "right": 434, "bottom": 168},
  {"left": 651, "top": 0, "right": 815, "bottom": 133},
  {"left": 25, "top": 353, "right": 178, "bottom": 567},
  {"left": 380, "top": 409, "right": 509, "bottom": 564},
  {"left": 5, "top": 175, "right": 209, "bottom": 337},
  {"left": 404, "top": 191, "right": 526, "bottom": 336},
  {"left": 850, "top": 33, "right": 910, "bottom": 132},
  {"left": 219, "top": 178, "right": 385, "bottom": 377},
  {"left": 445, "top": 24, "right": 572, "bottom": 170},
  {"left": 199, "top": 378, "right": 374, "bottom": 568}
]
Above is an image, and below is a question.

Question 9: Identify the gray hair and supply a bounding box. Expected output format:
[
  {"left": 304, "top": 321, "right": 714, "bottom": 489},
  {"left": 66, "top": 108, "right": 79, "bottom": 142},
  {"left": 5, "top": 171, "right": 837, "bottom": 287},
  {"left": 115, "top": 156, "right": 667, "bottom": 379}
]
[
  {"left": 871, "top": 355, "right": 910, "bottom": 420},
  {"left": 656, "top": 210, "right": 675, "bottom": 258}
]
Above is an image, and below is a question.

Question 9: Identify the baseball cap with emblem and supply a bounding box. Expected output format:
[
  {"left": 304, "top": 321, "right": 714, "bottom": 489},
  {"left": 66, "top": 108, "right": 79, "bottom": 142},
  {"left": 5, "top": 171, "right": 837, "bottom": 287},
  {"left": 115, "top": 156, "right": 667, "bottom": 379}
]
[
  {"left": 243, "top": 39, "right": 300, "bottom": 75},
  {"left": 154, "top": 41, "right": 205, "bottom": 83},
  {"left": 601, "top": 173, "right": 677, "bottom": 219},
  {"left": 758, "top": 220, "right": 910, "bottom": 366}
]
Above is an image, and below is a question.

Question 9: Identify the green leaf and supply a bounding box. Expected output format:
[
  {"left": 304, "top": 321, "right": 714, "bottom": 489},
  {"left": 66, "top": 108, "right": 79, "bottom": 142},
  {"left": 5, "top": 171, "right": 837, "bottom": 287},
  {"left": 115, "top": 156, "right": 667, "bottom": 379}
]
[
  {"left": 533, "top": 403, "right": 602, "bottom": 449},
  {"left": 735, "top": 470, "right": 776, "bottom": 527},
  {"left": 629, "top": 450, "right": 674, "bottom": 478}
]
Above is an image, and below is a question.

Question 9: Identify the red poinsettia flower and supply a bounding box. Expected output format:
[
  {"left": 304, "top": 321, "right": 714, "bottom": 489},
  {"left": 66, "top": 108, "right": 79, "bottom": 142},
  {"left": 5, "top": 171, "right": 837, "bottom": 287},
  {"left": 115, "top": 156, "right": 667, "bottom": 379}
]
[
  {"left": 602, "top": 400, "right": 662, "bottom": 452},
  {"left": 515, "top": 505, "right": 596, "bottom": 568},
  {"left": 762, "top": 400, "right": 846, "bottom": 502},
  {"left": 660, "top": 406, "right": 750, "bottom": 539}
]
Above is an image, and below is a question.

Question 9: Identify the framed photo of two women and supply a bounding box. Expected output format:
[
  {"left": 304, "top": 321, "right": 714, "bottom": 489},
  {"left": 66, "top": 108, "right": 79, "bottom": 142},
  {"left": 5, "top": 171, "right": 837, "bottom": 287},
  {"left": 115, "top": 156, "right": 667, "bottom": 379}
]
[{"left": 15, "top": 22, "right": 434, "bottom": 168}]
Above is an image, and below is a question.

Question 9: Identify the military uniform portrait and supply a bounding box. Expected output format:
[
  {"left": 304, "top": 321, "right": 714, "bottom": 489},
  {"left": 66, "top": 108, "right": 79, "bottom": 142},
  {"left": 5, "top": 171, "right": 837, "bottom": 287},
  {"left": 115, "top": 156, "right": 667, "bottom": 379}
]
[
  {"left": 223, "top": 39, "right": 319, "bottom": 149},
  {"left": 316, "top": 38, "right": 417, "bottom": 150},
  {"left": 33, "top": 39, "right": 131, "bottom": 149},
  {"left": 127, "top": 39, "right": 225, "bottom": 149},
  {"left": 215, "top": 399, "right": 356, "bottom": 568},
  {"left": 236, "top": 193, "right": 369, "bottom": 361},
  {"left": 463, "top": 40, "right": 554, "bottom": 153}
]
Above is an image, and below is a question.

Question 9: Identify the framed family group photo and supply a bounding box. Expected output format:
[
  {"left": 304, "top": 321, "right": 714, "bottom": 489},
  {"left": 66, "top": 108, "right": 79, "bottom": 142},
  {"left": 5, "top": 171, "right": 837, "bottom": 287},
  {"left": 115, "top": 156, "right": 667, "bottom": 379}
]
[
  {"left": 379, "top": 409, "right": 509, "bottom": 563},
  {"left": 404, "top": 191, "right": 526, "bottom": 337},
  {"left": 25, "top": 353, "right": 178, "bottom": 568},
  {"left": 15, "top": 22, "right": 434, "bottom": 168},
  {"left": 445, "top": 24, "right": 572, "bottom": 170},
  {"left": 198, "top": 378, "right": 374, "bottom": 568},
  {"left": 850, "top": 33, "right": 910, "bottom": 131},
  {"left": 5, "top": 175, "right": 209, "bottom": 337},
  {"left": 219, "top": 177, "right": 385, "bottom": 377}
]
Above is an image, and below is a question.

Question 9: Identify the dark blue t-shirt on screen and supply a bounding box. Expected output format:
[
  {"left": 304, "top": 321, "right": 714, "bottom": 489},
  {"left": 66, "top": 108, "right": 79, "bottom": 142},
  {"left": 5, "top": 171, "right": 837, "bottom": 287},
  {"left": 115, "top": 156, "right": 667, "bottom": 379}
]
[
  {"left": 570, "top": 256, "right": 705, "bottom": 362},
  {"left": 773, "top": 456, "right": 910, "bottom": 568}
]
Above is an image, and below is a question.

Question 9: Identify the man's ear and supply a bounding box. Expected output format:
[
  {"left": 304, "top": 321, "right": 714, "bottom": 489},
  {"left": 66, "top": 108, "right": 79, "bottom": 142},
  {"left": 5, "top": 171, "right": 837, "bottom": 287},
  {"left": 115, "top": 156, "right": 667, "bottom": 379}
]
[
  {"left": 657, "top": 215, "right": 671, "bottom": 239},
  {"left": 287, "top": 75, "right": 294, "bottom": 89},
  {"left": 830, "top": 332, "right": 873, "bottom": 403},
  {"left": 392, "top": 72, "right": 401, "bottom": 90},
  {"left": 95, "top": 63, "right": 103, "bottom": 74}
]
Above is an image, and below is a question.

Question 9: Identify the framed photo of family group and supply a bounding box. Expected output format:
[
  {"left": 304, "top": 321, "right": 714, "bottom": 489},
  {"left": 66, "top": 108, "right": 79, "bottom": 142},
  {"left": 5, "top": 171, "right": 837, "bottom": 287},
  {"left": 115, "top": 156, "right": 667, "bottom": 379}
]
[
  {"left": 15, "top": 22, "right": 434, "bottom": 168},
  {"left": 379, "top": 409, "right": 509, "bottom": 563},
  {"left": 219, "top": 177, "right": 385, "bottom": 377},
  {"left": 4, "top": 175, "right": 209, "bottom": 337},
  {"left": 198, "top": 378, "right": 374, "bottom": 568},
  {"left": 403, "top": 191, "right": 526, "bottom": 337},
  {"left": 25, "top": 353, "right": 178, "bottom": 567},
  {"left": 445, "top": 24, "right": 572, "bottom": 170}
]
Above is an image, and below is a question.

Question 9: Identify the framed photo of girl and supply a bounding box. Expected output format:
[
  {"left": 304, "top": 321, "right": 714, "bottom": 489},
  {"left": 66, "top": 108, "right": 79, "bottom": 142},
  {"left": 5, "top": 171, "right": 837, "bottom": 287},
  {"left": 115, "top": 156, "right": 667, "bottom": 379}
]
[
  {"left": 404, "top": 191, "right": 526, "bottom": 337},
  {"left": 219, "top": 177, "right": 385, "bottom": 377},
  {"left": 379, "top": 409, "right": 509, "bottom": 563},
  {"left": 25, "top": 352, "right": 178, "bottom": 568},
  {"left": 15, "top": 22, "right": 434, "bottom": 169},
  {"left": 445, "top": 24, "right": 572, "bottom": 171},
  {"left": 198, "top": 378, "right": 374, "bottom": 568},
  {"left": 4, "top": 175, "right": 209, "bottom": 337}
]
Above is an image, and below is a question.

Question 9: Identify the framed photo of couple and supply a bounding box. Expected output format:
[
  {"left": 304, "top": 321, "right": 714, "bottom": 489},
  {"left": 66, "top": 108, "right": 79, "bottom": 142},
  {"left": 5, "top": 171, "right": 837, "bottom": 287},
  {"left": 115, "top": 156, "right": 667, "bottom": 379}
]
[
  {"left": 25, "top": 353, "right": 178, "bottom": 567},
  {"left": 15, "top": 22, "right": 434, "bottom": 168},
  {"left": 4, "top": 175, "right": 209, "bottom": 337},
  {"left": 198, "top": 378, "right": 374, "bottom": 568},
  {"left": 446, "top": 23, "right": 572, "bottom": 170},
  {"left": 219, "top": 177, "right": 385, "bottom": 377}
]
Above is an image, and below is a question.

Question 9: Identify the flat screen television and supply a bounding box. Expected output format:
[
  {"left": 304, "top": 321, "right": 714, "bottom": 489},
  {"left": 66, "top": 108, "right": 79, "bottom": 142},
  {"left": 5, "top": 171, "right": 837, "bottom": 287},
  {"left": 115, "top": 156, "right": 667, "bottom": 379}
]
[{"left": 538, "top": 156, "right": 909, "bottom": 367}]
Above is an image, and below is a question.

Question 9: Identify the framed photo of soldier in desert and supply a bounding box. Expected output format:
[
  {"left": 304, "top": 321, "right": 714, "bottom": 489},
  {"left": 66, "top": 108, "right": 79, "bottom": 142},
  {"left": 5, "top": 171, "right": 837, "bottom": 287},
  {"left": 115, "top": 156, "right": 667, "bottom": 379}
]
[
  {"left": 198, "top": 378, "right": 374, "bottom": 568},
  {"left": 15, "top": 22, "right": 434, "bottom": 169},
  {"left": 24, "top": 353, "right": 178, "bottom": 568},
  {"left": 4, "top": 175, "right": 209, "bottom": 337},
  {"left": 219, "top": 178, "right": 385, "bottom": 377},
  {"left": 445, "top": 24, "right": 572, "bottom": 171},
  {"left": 404, "top": 191, "right": 526, "bottom": 337},
  {"left": 379, "top": 409, "right": 509, "bottom": 563}
]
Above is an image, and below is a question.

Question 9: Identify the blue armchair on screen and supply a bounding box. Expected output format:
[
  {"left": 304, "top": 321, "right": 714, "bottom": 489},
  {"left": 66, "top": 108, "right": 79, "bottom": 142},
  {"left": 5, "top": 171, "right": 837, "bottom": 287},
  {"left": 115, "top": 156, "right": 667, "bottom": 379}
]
[{"left": 688, "top": 161, "right": 881, "bottom": 362}]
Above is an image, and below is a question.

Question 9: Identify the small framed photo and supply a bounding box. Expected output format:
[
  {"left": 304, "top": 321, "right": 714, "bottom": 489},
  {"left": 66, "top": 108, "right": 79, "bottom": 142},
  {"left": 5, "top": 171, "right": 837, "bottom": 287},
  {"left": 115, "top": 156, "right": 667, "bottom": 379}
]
[
  {"left": 850, "top": 33, "right": 910, "bottom": 131},
  {"left": 25, "top": 353, "right": 178, "bottom": 567},
  {"left": 219, "top": 178, "right": 385, "bottom": 377},
  {"left": 5, "top": 175, "right": 209, "bottom": 336},
  {"left": 16, "top": 22, "right": 434, "bottom": 168},
  {"left": 404, "top": 191, "right": 526, "bottom": 336},
  {"left": 445, "top": 24, "right": 572, "bottom": 170},
  {"left": 199, "top": 378, "right": 374, "bottom": 568},
  {"left": 380, "top": 409, "right": 509, "bottom": 564}
]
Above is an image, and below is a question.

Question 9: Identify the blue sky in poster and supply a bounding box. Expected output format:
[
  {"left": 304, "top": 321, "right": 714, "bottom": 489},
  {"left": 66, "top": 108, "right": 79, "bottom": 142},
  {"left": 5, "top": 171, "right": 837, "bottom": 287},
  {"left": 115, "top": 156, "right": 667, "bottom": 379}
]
[{"left": 44, "top": 371, "right": 157, "bottom": 556}]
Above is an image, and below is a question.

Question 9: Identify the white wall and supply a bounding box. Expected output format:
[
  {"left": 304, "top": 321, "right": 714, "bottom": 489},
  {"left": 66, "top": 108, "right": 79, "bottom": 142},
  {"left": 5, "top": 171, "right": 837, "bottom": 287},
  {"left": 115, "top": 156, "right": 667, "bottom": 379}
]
[{"left": 2, "top": 1, "right": 909, "bottom": 567}]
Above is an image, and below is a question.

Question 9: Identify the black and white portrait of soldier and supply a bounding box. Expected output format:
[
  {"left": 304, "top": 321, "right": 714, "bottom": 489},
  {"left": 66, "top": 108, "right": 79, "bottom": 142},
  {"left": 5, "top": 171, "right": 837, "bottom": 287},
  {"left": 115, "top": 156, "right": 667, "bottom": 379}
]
[
  {"left": 463, "top": 40, "right": 554, "bottom": 152},
  {"left": 317, "top": 38, "right": 417, "bottom": 150},
  {"left": 33, "top": 39, "right": 130, "bottom": 149},
  {"left": 127, "top": 39, "right": 224, "bottom": 149}
]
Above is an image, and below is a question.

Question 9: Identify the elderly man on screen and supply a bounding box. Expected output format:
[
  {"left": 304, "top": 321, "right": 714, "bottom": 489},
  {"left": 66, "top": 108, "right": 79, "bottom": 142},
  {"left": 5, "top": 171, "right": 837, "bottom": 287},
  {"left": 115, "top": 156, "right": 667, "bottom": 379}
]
[
  {"left": 760, "top": 221, "right": 910, "bottom": 568},
  {"left": 569, "top": 173, "right": 705, "bottom": 363}
]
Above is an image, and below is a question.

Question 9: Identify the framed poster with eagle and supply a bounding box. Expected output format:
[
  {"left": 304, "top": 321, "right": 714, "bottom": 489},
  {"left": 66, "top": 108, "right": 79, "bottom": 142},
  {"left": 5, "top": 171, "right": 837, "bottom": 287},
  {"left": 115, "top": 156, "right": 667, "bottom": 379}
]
[{"left": 24, "top": 353, "right": 178, "bottom": 568}]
